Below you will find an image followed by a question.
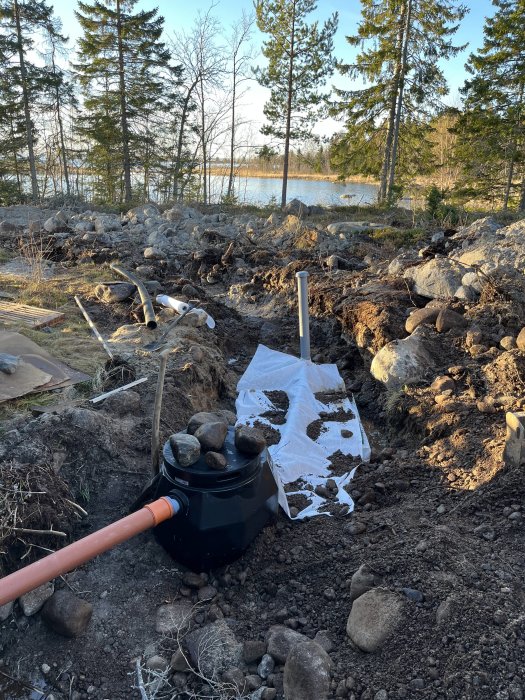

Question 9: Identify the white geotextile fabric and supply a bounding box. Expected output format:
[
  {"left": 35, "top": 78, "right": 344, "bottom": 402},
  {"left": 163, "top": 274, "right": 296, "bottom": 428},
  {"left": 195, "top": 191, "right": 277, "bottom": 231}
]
[{"left": 236, "top": 344, "right": 371, "bottom": 519}]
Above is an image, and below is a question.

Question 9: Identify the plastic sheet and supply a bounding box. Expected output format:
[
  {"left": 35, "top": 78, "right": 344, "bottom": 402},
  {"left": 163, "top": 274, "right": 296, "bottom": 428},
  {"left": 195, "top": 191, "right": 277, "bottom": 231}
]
[
  {"left": 236, "top": 345, "right": 370, "bottom": 519},
  {"left": 156, "top": 295, "right": 215, "bottom": 329}
]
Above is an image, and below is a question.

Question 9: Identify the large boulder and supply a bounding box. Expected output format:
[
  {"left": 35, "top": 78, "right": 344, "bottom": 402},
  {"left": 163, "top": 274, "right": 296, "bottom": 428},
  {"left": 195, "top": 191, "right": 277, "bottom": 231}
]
[
  {"left": 266, "top": 625, "right": 309, "bottom": 663},
  {"left": 346, "top": 588, "right": 404, "bottom": 652},
  {"left": 285, "top": 198, "right": 309, "bottom": 218},
  {"left": 370, "top": 326, "right": 435, "bottom": 389},
  {"left": 283, "top": 640, "right": 331, "bottom": 700},
  {"left": 403, "top": 258, "right": 464, "bottom": 299}
]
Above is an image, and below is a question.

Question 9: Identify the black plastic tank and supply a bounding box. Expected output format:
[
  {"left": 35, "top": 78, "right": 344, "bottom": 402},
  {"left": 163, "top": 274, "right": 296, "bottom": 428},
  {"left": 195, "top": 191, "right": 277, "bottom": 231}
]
[{"left": 143, "top": 427, "right": 279, "bottom": 571}]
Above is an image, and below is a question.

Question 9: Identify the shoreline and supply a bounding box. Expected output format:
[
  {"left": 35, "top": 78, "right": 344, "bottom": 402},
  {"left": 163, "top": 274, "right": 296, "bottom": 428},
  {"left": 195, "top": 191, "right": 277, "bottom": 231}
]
[{"left": 208, "top": 167, "right": 379, "bottom": 185}]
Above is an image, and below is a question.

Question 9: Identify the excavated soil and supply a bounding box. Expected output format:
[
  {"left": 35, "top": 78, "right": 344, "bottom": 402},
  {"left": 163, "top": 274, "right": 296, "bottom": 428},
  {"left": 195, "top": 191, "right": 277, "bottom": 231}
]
[{"left": 0, "top": 208, "right": 524, "bottom": 700}]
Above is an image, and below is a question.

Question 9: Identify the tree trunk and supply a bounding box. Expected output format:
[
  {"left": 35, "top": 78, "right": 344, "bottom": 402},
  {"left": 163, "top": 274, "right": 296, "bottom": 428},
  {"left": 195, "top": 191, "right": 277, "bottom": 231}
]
[
  {"left": 386, "top": 0, "right": 412, "bottom": 203},
  {"left": 54, "top": 79, "right": 71, "bottom": 197},
  {"left": 503, "top": 83, "right": 523, "bottom": 209},
  {"left": 281, "top": 0, "right": 297, "bottom": 209},
  {"left": 378, "top": 3, "right": 408, "bottom": 204},
  {"left": 116, "top": 0, "right": 132, "bottom": 202},
  {"left": 227, "top": 56, "right": 236, "bottom": 200},
  {"left": 173, "top": 76, "right": 199, "bottom": 201},
  {"left": 519, "top": 173, "right": 525, "bottom": 211},
  {"left": 199, "top": 78, "right": 207, "bottom": 204},
  {"left": 13, "top": 0, "right": 39, "bottom": 200}
]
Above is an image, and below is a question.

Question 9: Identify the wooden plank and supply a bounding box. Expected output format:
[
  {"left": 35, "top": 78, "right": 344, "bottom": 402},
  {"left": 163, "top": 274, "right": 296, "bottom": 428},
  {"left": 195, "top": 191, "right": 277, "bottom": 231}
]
[{"left": 0, "top": 301, "right": 64, "bottom": 329}]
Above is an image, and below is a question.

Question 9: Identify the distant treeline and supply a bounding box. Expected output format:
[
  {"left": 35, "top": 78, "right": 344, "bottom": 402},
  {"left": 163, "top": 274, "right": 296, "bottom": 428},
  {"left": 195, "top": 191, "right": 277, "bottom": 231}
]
[{"left": 1, "top": 1, "right": 524, "bottom": 210}]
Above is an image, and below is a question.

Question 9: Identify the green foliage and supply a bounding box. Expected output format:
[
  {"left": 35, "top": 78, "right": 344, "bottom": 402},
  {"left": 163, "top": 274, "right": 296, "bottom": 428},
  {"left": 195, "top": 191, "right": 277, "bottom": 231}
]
[
  {"left": 0, "top": 178, "right": 22, "bottom": 205},
  {"left": 332, "top": 0, "right": 468, "bottom": 204},
  {"left": 456, "top": 0, "right": 525, "bottom": 210},
  {"left": 74, "top": 0, "right": 172, "bottom": 203},
  {"left": 370, "top": 227, "right": 425, "bottom": 248},
  {"left": 426, "top": 185, "right": 445, "bottom": 218}
]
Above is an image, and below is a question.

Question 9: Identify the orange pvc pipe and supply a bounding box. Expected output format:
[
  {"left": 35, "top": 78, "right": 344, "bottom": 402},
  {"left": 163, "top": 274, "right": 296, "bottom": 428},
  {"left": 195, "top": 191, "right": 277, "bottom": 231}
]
[{"left": 0, "top": 497, "right": 176, "bottom": 607}]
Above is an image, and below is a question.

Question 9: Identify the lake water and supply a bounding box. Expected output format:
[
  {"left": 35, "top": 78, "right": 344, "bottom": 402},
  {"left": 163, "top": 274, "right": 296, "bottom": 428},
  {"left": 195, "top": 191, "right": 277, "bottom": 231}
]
[{"left": 210, "top": 175, "right": 380, "bottom": 207}]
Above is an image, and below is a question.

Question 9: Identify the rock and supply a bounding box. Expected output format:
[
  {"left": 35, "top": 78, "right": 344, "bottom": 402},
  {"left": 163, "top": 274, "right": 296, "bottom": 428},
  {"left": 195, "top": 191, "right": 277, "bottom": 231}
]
[
  {"left": 143, "top": 246, "right": 164, "bottom": 260},
  {"left": 284, "top": 199, "right": 309, "bottom": 218},
  {"left": 146, "top": 655, "right": 169, "bottom": 672},
  {"left": 405, "top": 307, "right": 441, "bottom": 334},
  {"left": 404, "top": 258, "right": 464, "bottom": 299},
  {"left": 501, "top": 336, "right": 517, "bottom": 351},
  {"left": 215, "top": 409, "right": 237, "bottom": 425},
  {"left": 313, "top": 631, "right": 333, "bottom": 654},
  {"left": 194, "top": 421, "right": 228, "bottom": 451},
  {"left": 94, "top": 215, "right": 120, "bottom": 233},
  {"left": 431, "top": 375, "right": 455, "bottom": 393},
  {"left": 388, "top": 250, "right": 419, "bottom": 275},
  {"left": 461, "top": 271, "right": 482, "bottom": 292},
  {"left": 0, "top": 601, "right": 14, "bottom": 621},
  {"left": 197, "top": 585, "right": 217, "bottom": 602},
  {"left": 436, "top": 596, "right": 456, "bottom": 626},
  {"left": 345, "top": 521, "right": 367, "bottom": 535},
  {"left": 170, "top": 649, "right": 191, "bottom": 672},
  {"left": 435, "top": 308, "right": 468, "bottom": 332},
  {"left": 155, "top": 601, "right": 194, "bottom": 634},
  {"left": 94, "top": 282, "right": 135, "bottom": 303},
  {"left": 243, "top": 640, "right": 267, "bottom": 664},
  {"left": 41, "top": 591, "right": 93, "bottom": 637},
  {"left": 325, "top": 254, "right": 342, "bottom": 270},
  {"left": 326, "top": 221, "right": 374, "bottom": 235},
  {"left": 187, "top": 411, "right": 227, "bottom": 434},
  {"left": 189, "top": 345, "right": 204, "bottom": 362},
  {"left": 185, "top": 620, "right": 242, "bottom": 677},
  {"left": 235, "top": 425, "right": 266, "bottom": 455},
  {"left": 266, "top": 625, "right": 309, "bottom": 663},
  {"left": 370, "top": 326, "right": 434, "bottom": 390},
  {"left": 169, "top": 432, "right": 201, "bottom": 467},
  {"left": 43, "top": 216, "right": 63, "bottom": 233},
  {"left": 517, "top": 328, "right": 525, "bottom": 351},
  {"left": 454, "top": 285, "right": 478, "bottom": 301},
  {"left": 205, "top": 451, "right": 227, "bottom": 470},
  {"left": 346, "top": 588, "right": 403, "bottom": 652},
  {"left": 401, "top": 587, "right": 424, "bottom": 603},
  {"left": 182, "top": 571, "right": 207, "bottom": 588},
  {"left": 465, "top": 329, "right": 483, "bottom": 347},
  {"left": 19, "top": 582, "right": 54, "bottom": 616},
  {"left": 350, "top": 563, "right": 381, "bottom": 602},
  {"left": 103, "top": 389, "right": 140, "bottom": 416},
  {"left": 257, "top": 653, "right": 275, "bottom": 679},
  {"left": 0, "top": 353, "right": 19, "bottom": 375},
  {"left": 283, "top": 640, "right": 332, "bottom": 700}
]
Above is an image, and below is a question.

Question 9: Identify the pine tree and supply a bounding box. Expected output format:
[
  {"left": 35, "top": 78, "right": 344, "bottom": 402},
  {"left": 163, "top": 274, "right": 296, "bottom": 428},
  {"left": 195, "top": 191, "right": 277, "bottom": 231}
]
[
  {"left": 333, "top": 0, "right": 467, "bottom": 204},
  {"left": 457, "top": 0, "right": 525, "bottom": 210},
  {"left": 75, "top": 0, "right": 171, "bottom": 203},
  {"left": 0, "top": 0, "right": 66, "bottom": 200},
  {"left": 254, "top": 0, "right": 338, "bottom": 208}
]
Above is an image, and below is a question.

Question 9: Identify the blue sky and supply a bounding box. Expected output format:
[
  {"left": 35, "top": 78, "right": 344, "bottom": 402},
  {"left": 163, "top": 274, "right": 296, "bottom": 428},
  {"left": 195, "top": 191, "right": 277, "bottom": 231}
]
[{"left": 49, "top": 0, "right": 496, "bottom": 139}]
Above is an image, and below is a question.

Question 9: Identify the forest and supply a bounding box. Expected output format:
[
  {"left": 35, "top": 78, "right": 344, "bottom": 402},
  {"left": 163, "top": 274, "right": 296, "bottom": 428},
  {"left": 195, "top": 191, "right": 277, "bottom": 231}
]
[{"left": 1, "top": 0, "right": 524, "bottom": 211}]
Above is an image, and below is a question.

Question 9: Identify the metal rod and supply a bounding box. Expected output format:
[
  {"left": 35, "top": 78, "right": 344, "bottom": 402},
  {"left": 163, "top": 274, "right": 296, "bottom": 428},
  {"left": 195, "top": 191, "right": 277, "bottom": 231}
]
[
  {"left": 296, "top": 271, "right": 311, "bottom": 361},
  {"left": 90, "top": 377, "right": 148, "bottom": 404},
  {"left": 74, "top": 295, "right": 114, "bottom": 359},
  {"left": 109, "top": 263, "right": 157, "bottom": 330},
  {"left": 151, "top": 349, "right": 169, "bottom": 476}
]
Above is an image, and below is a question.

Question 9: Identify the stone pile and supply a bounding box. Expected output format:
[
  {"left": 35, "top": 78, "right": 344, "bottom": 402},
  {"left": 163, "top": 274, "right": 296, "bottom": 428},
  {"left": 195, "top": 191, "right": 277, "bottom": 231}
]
[{"left": 169, "top": 410, "right": 266, "bottom": 470}]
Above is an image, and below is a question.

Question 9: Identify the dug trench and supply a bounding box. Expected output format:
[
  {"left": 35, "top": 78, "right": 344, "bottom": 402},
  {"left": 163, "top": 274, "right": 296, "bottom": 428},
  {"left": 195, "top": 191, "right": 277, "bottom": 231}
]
[{"left": 0, "top": 204, "right": 524, "bottom": 700}]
